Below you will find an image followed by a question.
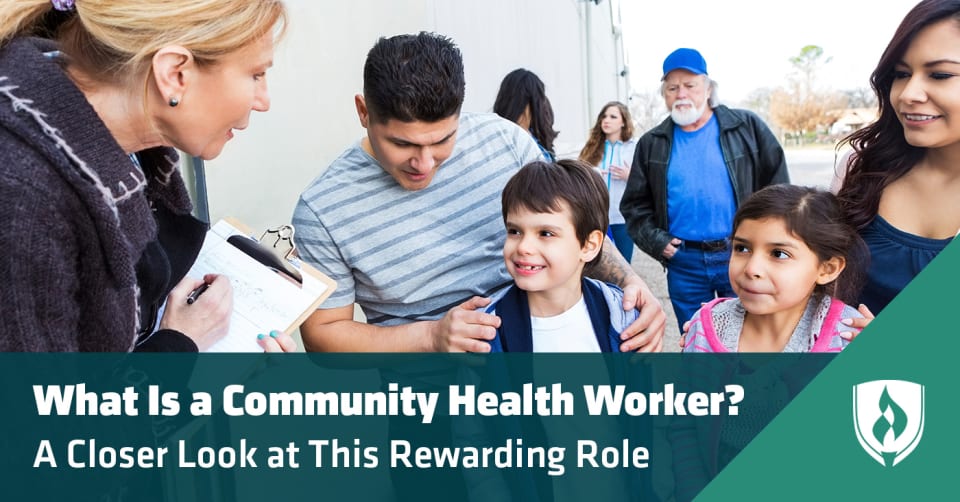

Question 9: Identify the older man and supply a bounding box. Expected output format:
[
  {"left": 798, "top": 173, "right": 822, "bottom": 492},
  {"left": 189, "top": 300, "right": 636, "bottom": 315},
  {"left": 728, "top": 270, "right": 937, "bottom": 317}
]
[{"left": 621, "top": 48, "right": 789, "bottom": 330}]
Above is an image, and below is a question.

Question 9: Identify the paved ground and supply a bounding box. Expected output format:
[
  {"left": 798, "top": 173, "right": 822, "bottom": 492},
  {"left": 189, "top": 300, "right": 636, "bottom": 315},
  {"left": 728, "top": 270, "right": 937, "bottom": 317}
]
[
  {"left": 630, "top": 146, "right": 837, "bottom": 352},
  {"left": 785, "top": 146, "right": 841, "bottom": 188},
  {"left": 629, "top": 249, "right": 679, "bottom": 350}
]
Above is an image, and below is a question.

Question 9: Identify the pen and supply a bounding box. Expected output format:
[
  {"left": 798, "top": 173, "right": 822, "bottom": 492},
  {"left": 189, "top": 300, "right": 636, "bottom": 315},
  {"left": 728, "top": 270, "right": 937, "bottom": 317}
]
[{"left": 186, "top": 282, "right": 210, "bottom": 305}]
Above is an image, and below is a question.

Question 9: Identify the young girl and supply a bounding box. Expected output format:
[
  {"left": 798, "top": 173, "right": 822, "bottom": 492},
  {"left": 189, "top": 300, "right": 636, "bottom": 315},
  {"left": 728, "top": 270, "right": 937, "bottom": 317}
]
[
  {"left": 683, "top": 184, "right": 867, "bottom": 353},
  {"left": 579, "top": 101, "right": 637, "bottom": 263}
]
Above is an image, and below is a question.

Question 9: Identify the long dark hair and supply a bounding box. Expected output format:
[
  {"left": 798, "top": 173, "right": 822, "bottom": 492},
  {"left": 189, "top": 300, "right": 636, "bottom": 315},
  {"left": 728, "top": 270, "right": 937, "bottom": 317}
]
[
  {"left": 493, "top": 68, "right": 558, "bottom": 157},
  {"left": 734, "top": 185, "right": 868, "bottom": 305},
  {"left": 838, "top": 0, "right": 960, "bottom": 229},
  {"left": 579, "top": 101, "right": 635, "bottom": 166}
]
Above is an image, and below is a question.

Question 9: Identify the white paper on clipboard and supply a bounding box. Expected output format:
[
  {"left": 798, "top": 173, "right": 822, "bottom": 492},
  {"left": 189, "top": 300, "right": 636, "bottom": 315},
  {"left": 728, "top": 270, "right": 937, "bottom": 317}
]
[{"left": 186, "top": 219, "right": 335, "bottom": 352}]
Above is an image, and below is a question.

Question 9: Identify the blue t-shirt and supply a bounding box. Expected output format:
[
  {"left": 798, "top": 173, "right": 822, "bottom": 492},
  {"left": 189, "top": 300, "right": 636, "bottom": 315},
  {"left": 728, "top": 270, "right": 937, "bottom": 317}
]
[{"left": 666, "top": 115, "right": 736, "bottom": 240}]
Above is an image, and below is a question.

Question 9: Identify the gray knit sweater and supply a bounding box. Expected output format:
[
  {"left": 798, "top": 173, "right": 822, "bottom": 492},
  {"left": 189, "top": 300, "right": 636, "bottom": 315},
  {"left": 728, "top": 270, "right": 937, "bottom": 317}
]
[{"left": 0, "top": 38, "right": 197, "bottom": 351}]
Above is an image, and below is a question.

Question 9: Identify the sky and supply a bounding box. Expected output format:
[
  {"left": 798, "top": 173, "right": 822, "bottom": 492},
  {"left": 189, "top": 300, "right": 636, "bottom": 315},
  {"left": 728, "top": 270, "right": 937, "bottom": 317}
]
[{"left": 621, "top": 0, "right": 921, "bottom": 103}]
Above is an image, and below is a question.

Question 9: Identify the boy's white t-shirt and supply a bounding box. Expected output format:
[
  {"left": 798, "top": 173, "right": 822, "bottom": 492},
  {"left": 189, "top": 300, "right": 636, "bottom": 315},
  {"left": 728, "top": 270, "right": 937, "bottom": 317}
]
[
  {"left": 529, "top": 295, "right": 628, "bottom": 501},
  {"left": 530, "top": 296, "right": 601, "bottom": 352}
]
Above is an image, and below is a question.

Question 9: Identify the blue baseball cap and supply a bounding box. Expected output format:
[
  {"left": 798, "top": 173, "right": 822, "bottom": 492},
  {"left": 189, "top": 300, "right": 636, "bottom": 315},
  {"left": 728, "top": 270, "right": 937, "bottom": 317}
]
[{"left": 661, "top": 48, "right": 708, "bottom": 80}]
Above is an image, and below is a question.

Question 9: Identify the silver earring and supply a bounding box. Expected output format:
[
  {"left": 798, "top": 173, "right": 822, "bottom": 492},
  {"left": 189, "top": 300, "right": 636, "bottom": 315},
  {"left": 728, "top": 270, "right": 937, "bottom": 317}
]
[{"left": 169, "top": 97, "right": 179, "bottom": 107}]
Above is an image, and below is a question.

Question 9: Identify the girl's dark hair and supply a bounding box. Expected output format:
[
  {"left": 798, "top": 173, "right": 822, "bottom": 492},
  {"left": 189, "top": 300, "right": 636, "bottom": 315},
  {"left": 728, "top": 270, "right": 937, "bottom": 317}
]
[
  {"left": 838, "top": 0, "right": 960, "bottom": 229},
  {"left": 493, "top": 68, "right": 558, "bottom": 157},
  {"left": 501, "top": 160, "right": 609, "bottom": 263},
  {"left": 579, "top": 101, "right": 635, "bottom": 166},
  {"left": 733, "top": 185, "right": 869, "bottom": 305}
]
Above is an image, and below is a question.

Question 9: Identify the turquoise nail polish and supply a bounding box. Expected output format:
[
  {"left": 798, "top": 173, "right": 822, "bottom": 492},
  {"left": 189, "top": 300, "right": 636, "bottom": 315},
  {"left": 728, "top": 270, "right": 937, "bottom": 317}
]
[
  {"left": 270, "top": 330, "right": 280, "bottom": 338},
  {"left": 257, "top": 334, "right": 265, "bottom": 340}
]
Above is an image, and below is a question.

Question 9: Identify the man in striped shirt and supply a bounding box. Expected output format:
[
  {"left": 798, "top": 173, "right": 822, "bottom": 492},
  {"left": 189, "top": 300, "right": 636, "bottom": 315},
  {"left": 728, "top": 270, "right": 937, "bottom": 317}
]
[{"left": 293, "top": 32, "right": 666, "bottom": 354}]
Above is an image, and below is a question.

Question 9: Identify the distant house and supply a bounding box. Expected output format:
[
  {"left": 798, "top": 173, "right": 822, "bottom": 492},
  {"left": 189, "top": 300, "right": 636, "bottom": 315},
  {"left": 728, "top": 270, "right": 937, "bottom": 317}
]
[{"left": 829, "top": 107, "right": 879, "bottom": 135}]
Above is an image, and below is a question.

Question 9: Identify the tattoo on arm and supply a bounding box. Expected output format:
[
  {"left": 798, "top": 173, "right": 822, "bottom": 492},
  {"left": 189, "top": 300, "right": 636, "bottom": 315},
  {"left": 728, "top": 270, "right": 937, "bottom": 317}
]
[{"left": 586, "top": 240, "right": 636, "bottom": 287}]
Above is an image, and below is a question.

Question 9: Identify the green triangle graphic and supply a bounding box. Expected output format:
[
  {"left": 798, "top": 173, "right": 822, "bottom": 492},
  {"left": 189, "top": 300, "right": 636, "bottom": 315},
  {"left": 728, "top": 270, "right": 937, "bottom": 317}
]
[{"left": 695, "top": 238, "right": 959, "bottom": 500}]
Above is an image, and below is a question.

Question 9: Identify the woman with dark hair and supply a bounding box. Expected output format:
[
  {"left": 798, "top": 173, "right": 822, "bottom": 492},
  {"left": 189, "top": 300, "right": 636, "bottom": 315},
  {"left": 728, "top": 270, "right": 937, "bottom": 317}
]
[
  {"left": 493, "top": 68, "right": 559, "bottom": 161},
  {"left": 837, "top": 0, "right": 960, "bottom": 314},
  {"left": 580, "top": 101, "right": 637, "bottom": 262}
]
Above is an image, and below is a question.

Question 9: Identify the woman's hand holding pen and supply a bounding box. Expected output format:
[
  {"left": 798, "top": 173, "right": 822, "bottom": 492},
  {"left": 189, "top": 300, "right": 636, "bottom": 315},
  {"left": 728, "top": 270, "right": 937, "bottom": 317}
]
[{"left": 160, "top": 273, "right": 233, "bottom": 351}]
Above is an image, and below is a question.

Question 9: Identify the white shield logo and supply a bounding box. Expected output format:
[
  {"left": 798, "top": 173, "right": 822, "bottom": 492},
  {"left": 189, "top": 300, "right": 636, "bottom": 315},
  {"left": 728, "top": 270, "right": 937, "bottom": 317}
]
[{"left": 852, "top": 380, "right": 925, "bottom": 467}]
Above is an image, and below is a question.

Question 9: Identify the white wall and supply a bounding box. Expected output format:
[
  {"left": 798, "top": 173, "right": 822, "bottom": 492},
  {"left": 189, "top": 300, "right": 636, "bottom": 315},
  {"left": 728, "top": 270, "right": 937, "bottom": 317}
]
[
  {"left": 583, "top": 0, "right": 628, "bottom": 126},
  {"left": 202, "top": 0, "right": 626, "bottom": 231}
]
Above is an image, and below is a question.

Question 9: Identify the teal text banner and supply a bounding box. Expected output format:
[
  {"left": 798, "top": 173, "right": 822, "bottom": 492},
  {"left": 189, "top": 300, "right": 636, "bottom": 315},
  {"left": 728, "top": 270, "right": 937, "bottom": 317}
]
[{"left": 1, "top": 353, "right": 833, "bottom": 502}]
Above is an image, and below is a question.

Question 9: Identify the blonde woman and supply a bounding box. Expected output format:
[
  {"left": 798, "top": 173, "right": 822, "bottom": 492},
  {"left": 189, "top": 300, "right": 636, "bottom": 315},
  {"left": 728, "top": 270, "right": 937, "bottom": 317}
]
[
  {"left": 0, "top": 0, "right": 293, "bottom": 351},
  {"left": 580, "top": 101, "right": 637, "bottom": 262}
]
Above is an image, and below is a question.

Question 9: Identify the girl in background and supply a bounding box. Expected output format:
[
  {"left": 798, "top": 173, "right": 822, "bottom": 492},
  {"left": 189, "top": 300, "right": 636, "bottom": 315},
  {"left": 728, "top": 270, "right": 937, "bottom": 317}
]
[
  {"left": 580, "top": 101, "right": 637, "bottom": 263},
  {"left": 683, "top": 185, "right": 867, "bottom": 353}
]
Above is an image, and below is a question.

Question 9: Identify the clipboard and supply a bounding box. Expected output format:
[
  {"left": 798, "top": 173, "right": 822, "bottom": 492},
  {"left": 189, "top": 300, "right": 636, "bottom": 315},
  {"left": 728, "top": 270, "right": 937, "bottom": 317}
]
[
  {"left": 185, "top": 218, "right": 336, "bottom": 352},
  {"left": 226, "top": 220, "right": 304, "bottom": 285}
]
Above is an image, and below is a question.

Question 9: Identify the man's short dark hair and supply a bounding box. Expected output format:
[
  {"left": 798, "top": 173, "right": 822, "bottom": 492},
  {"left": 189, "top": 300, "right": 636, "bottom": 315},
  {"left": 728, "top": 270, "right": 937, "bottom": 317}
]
[
  {"left": 502, "top": 160, "right": 609, "bottom": 262},
  {"left": 363, "top": 32, "right": 465, "bottom": 124}
]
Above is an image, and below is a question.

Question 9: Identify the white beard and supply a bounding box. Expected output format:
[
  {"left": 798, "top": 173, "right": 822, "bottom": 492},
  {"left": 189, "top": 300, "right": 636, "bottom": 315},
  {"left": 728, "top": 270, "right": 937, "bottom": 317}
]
[{"left": 671, "top": 99, "right": 708, "bottom": 127}]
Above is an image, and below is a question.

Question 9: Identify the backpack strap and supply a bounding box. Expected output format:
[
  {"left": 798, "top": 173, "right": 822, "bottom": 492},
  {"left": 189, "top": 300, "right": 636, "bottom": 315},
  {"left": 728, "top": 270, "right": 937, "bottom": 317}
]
[
  {"left": 810, "top": 297, "right": 847, "bottom": 352},
  {"left": 581, "top": 279, "right": 614, "bottom": 353},
  {"left": 492, "top": 286, "right": 533, "bottom": 353},
  {"left": 686, "top": 297, "right": 731, "bottom": 353}
]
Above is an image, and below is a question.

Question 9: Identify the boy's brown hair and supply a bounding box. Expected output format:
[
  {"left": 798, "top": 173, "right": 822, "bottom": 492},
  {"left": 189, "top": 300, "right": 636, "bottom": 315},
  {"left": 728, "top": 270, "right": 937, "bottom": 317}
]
[{"left": 501, "top": 159, "right": 609, "bottom": 262}]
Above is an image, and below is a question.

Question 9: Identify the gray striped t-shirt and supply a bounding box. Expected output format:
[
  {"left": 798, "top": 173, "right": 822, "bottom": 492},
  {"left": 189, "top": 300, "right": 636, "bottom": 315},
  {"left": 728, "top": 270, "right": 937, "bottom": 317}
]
[{"left": 293, "top": 112, "right": 542, "bottom": 326}]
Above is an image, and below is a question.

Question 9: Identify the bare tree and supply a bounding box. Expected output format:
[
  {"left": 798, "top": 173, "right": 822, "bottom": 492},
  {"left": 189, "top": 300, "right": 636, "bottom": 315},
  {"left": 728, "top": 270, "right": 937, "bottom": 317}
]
[
  {"left": 628, "top": 90, "right": 668, "bottom": 135},
  {"left": 843, "top": 87, "right": 878, "bottom": 109},
  {"left": 768, "top": 45, "right": 847, "bottom": 145},
  {"left": 739, "top": 86, "right": 775, "bottom": 122},
  {"left": 789, "top": 45, "right": 832, "bottom": 98}
]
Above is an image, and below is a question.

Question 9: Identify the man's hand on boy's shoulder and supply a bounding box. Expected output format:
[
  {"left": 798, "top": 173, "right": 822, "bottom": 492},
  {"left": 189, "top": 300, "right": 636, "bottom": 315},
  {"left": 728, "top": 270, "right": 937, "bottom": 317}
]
[
  {"left": 427, "top": 296, "right": 501, "bottom": 353},
  {"left": 618, "top": 279, "right": 666, "bottom": 352}
]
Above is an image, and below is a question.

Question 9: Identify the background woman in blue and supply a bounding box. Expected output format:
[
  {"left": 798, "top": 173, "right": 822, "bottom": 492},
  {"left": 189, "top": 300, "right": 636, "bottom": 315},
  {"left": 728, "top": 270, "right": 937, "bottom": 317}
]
[{"left": 580, "top": 101, "right": 638, "bottom": 263}]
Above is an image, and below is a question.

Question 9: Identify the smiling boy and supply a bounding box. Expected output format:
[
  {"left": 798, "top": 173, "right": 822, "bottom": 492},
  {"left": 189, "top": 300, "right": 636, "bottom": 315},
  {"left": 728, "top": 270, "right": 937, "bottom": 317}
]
[{"left": 486, "top": 160, "right": 640, "bottom": 352}]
